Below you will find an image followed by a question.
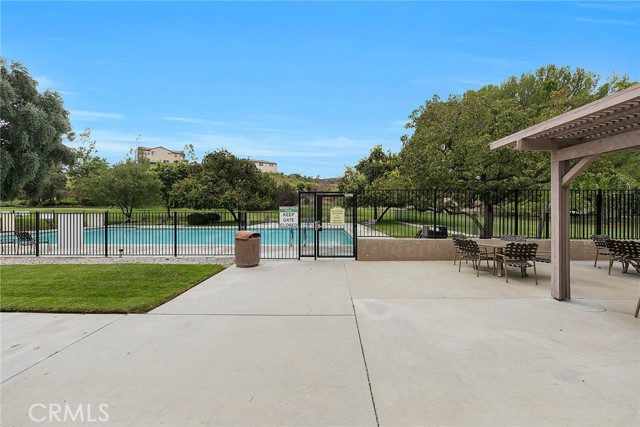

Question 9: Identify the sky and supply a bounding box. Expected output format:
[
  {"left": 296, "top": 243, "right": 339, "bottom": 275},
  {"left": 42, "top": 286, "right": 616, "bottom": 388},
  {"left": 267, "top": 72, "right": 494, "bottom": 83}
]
[{"left": 2, "top": 1, "right": 639, "bottom": 178}]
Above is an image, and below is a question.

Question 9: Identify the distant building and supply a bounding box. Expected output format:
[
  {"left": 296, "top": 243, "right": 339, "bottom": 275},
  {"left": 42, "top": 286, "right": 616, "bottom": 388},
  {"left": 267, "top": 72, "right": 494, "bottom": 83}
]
[
  {"left": 138, "top": 146, "right": 185, "bottom": 166},
  {"left": 250, "top": 159, "right": 277, "bottom": 173}
]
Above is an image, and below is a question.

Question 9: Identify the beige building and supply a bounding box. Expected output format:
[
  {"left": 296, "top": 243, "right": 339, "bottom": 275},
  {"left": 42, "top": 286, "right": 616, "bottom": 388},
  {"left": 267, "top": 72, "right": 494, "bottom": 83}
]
[
  {"left": 138, "top": 146, "right": 185, "bottom": 165},
  {"left": 250, "top": 159, "right": 277, "bottom": 173}
]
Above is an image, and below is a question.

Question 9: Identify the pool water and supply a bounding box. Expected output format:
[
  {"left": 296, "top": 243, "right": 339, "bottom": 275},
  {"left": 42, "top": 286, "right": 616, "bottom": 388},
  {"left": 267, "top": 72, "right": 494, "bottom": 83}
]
[{"left": 39, "top": 227, "right": 353, "bottom": 245}]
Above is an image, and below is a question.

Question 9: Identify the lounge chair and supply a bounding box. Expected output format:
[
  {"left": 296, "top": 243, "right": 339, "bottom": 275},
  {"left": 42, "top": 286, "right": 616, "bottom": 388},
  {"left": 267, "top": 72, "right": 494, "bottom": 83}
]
[
  {"left": 363, "top": 218, "right": 377, "bottom": 227},
  {"left": 15, "top": 231, "right": 50, "bottom": 254}
]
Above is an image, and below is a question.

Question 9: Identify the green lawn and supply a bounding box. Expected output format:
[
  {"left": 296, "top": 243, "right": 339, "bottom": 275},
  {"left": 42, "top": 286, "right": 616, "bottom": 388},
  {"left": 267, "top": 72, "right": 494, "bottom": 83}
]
[{"left": 0, "top": 264, "right": 224, "bottom": 313}]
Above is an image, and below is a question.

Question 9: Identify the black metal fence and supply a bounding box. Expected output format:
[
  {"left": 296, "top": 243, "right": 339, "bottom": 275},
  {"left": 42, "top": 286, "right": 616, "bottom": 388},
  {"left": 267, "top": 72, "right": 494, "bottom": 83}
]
[
  {"left": 0, "top": 210, "right": 300, "bottom": 259},
  {"left": 357, "top": 189, "right": 640, "bottom": 240},
  {"left": 1, "top": 189, "right": 638, "bottom": 257}
]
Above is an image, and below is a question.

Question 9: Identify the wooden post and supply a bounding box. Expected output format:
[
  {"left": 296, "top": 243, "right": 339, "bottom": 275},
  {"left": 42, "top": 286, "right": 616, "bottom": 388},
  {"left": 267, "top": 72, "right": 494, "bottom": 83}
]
[{"left": 550, "top": 153, "right": 571, "bottom": 300}]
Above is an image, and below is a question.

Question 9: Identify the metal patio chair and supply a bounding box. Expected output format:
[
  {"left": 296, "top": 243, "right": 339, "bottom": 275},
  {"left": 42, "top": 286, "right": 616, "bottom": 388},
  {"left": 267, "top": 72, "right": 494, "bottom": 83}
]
[
  {"left": 451, "top": 234, "right": 467, "bottom": 266},
  {"left": 608, "top": 240, "right": 640, "bottom": 275},
  {"left": 592, "top": 234, "right": 611, "bottom": 267},
  {"left": 458, "top": 239, "right": 493, "bottom": 277},
  {"left": 494, "top": 242, "right": 539, "bottom": 285}
]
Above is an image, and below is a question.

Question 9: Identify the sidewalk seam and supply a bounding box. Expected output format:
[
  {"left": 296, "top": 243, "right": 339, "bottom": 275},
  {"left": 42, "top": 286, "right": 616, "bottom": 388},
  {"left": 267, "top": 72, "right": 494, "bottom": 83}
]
[
  {"left": 1, "top": 314, "right": 127, "bottom": 385},
  {"left": 344, "top": 263, "right": 380, "bottom": 427}
]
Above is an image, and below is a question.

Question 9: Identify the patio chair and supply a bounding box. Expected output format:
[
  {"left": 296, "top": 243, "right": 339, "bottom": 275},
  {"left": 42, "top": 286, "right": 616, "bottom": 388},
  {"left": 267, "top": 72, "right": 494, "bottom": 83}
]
[
  {"left": 608, "top": 240, "right": 640, "bottom": 275},
  {"left": 635, "top": 298, "right": 640, "bottom": 318},
  {"left": 494, "top": 242, "right": 539, "bottom": 285},
  {"left": 592, "top": 234, "right": 611, "bottom": 267},
  {"left": 457, "top": 239, "right": 493, "bottom": 277},
  {"left": 607, "top": 240, "right": 629, "bottom": 275},
  {"left": 451, "top": 234, "right": 467, "bottom": 266}
]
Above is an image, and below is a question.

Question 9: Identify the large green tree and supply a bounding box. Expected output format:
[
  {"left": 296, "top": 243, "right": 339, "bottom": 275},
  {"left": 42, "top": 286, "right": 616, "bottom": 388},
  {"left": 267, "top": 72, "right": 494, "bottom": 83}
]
[
  {"left": 398, "top": 65, "right": 632, "bottom": 236},
  {"left": 82, "top": 159, "right": 161, "bottom": 220},
  {"left": 171, "top": 149, "right": 275, "bottom": 220},
  {"left": 0, "top": 58, "right": 74, "bottom": 201},
  {"left": 155, "top": 161, "right": 190, "bottom": 215}
]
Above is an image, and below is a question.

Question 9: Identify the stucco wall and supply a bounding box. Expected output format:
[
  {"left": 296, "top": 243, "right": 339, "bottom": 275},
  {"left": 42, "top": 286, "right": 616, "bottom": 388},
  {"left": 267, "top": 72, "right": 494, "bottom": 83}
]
[{"left": 357, "top": 238, "right": 596, "bottom": 261}]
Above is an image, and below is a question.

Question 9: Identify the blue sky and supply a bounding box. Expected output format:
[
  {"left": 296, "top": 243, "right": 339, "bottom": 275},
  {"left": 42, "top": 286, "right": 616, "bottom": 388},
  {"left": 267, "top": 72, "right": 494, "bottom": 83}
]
[{"left": 2, "top": 1, "right": 639, "bottom": 178}]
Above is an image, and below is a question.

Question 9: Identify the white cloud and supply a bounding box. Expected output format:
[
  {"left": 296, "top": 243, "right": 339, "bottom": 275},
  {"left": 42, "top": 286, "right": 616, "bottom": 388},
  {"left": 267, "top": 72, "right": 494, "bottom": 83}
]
[
  {"left": 572, "top": 16, "right": 636, "bottom": 26},
  {"left": 452, "top": 53, "right": 529, "bottom": 69},
  {"left": 33, "top": 75, "right": 58, "bottom": 90},
  {"left": 573, "top": 2, "right": 640, "bottom": 13},
  {"left": 70, "top": 110, "right": 125, "bottom": 120},
  {"left": 163, "top": 116, "right": 228, "bottom": 127}
]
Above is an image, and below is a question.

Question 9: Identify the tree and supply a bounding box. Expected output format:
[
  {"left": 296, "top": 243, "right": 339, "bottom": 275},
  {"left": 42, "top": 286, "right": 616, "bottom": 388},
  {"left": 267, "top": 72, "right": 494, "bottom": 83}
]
[
  {"left": 82, "top": 160, "right": 161, "bottom": 220},
  {"left": 67, "top": 128, "right": 110, "bottom": 204},
  {"left": 0, "top": 58, "right": 74, "bottom": 201},
  {"left": 170, "top": 149, "right": 276, "bottom": 220},
  {"left": 339, "top": 145, "right": 403, "bottom": 221},
  {"left": 155, "top": 161, "right": 190, "bottom": 215},
  {"left": 398, "top": 65, "right": 628, "bottom": 237}
]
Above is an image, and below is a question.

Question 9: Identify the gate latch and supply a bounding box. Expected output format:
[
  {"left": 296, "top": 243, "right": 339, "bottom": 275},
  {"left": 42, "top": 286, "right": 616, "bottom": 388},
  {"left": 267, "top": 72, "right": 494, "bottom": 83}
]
[{"left": 314, "top": 220, "right": 323, "bottom": 232}]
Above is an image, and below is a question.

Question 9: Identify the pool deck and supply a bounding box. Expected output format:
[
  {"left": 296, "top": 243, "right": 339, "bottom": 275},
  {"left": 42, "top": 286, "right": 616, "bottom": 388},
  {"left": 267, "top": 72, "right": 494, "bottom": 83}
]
[{"left": 1, "top": 260, "right": 638, "bottom": 426}]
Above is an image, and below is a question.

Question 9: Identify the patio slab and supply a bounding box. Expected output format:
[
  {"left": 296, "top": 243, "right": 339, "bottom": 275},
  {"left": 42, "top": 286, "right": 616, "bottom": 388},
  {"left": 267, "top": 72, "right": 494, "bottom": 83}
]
[
  {"left": 1, "top": 314, "right": 376, "bottom": 426},
  {"left": 355, "top": 297, "right": 639, "bottom": 426},
  {"left": 1, "top": 313, "right": 125, "bottom": 383},
  {"left": 151, "top": 261, "right": 354, "bottom": 315},
  {"left": 1, "top": 259, "right": 638, "bottom": 426}
]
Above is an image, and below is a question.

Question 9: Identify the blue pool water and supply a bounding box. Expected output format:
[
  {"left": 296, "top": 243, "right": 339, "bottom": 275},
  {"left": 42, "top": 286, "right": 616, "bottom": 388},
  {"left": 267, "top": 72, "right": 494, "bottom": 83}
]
[{"left": 39, "top": 227, "right": 353, "bottom": 245}]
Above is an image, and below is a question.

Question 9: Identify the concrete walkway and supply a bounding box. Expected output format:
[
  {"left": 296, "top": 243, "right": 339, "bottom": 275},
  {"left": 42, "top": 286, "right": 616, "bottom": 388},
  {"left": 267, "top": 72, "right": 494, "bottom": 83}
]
[{"left": 1, "top": 260, "right": 638, "bottom": 426}]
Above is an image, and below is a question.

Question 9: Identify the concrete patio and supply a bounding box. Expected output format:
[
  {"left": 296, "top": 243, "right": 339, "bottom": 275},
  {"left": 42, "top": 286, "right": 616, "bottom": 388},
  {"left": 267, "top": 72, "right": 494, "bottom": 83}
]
[{"left": 1, "top": 260, "right": 638, "bottom": 426}]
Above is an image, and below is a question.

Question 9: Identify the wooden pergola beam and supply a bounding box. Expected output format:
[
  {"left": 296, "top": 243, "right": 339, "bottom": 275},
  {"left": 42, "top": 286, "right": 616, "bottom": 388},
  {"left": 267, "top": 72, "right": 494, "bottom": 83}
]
[
  {"left": 554, "top": 130, "right": 640, "bottom": 162},
  {"left": 562, "top": 156, "right": 599, "bottom": 187}
]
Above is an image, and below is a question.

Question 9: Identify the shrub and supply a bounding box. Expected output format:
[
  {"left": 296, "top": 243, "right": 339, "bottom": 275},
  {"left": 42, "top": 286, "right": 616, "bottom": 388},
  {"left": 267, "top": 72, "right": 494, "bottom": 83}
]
[
  {"left": 186, "top": 212, "right": 221, "bottom": 226},
  {"left": 186, "top": 213, "right": 208, "bottom": 225},
  {"left": 206, "top": 213, "right": 221, "bottom": 223}
]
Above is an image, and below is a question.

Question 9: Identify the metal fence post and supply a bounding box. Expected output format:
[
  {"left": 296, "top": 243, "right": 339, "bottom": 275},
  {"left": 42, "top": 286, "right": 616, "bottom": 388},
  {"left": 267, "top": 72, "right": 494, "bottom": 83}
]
[
  {"left": 514, "top": 189, "right": 519, "bottom": 236},
  {"left": 174, "top": 211, "right": 178, "bottom": 257},
  {"left": 238, "top": 211, "right": 247, "bottom": 231},
  {"left": 353, "top": 192, "right": 358, "bottom": 260},
  {"left": 35, "top": 211, "right": 40, "bottom": 257},
  {"left": 596, "top": 189, "right": 603, "bottom": 236},
  {"left": 104, "top": 211, "right": 109, "bottom": 257}
]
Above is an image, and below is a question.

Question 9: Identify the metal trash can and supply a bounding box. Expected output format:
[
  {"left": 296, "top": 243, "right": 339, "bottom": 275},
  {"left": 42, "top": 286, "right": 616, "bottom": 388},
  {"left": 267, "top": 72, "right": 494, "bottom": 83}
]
[
  {"left": 424, "top": 225, "right": 448, "bottom": 239},
  {"left": 235, "top": 231, "right": 260, "bottom": 267}
]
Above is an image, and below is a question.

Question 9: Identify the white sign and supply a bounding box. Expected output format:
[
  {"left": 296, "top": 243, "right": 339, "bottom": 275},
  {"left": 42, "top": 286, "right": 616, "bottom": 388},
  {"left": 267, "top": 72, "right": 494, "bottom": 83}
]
[{"left": 279, "top": 206, "right": 298, "bottom": 228}]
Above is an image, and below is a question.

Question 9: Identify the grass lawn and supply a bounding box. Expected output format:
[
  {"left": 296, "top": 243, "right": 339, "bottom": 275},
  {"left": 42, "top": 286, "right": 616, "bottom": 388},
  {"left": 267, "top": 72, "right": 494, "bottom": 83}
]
[{"left": 0, "top": 264, "right": 224, "bottom": 313}]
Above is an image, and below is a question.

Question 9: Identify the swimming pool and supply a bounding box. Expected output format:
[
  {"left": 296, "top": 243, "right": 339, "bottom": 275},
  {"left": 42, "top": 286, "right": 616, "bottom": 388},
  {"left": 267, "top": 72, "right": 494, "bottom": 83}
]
[{"left": 39, "top": 227, "right": 353, "bottom": 245}]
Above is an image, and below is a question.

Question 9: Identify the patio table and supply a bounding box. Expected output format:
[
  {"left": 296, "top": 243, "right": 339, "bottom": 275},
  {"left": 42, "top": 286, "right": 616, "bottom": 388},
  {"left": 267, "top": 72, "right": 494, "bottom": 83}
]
[{"left": 473, "top": 239, "right": 510, "bottom": 277}]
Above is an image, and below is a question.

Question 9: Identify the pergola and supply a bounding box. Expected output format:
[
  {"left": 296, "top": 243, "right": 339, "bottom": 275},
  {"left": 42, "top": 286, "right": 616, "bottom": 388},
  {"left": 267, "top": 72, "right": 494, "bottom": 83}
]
[{"left": 490, "top": 84, "right": 640, "bottom": 300}]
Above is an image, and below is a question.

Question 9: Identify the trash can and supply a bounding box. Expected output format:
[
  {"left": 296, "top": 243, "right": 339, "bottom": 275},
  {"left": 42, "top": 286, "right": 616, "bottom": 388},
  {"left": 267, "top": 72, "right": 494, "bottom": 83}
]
[
  {"left": 424, "top": 225, "right": 448, "bottom": 239},
  {"left": 235, "top": 231, "right": 261, "bottom": 267}
]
